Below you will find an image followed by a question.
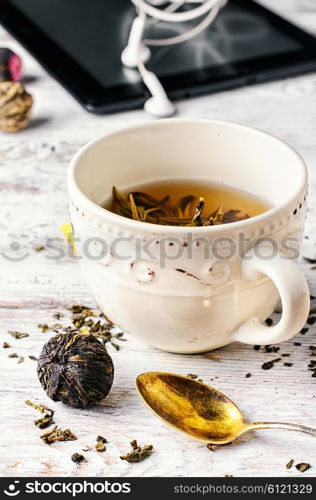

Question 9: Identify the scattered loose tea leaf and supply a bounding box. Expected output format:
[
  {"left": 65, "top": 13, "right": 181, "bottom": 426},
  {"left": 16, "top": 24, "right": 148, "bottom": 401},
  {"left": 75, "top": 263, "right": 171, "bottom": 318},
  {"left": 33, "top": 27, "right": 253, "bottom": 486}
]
[
  {"left": 3, "top": 342, "right": 11, "bottom": 348},
  {"left": 53, "top": 312, "right": 63, "bottom": 320},
  {"left": 303, "top": 257, "right": 316, "bottom": 264},
  {"left": 301, "top": 328, "right": 309, "bottom": 335},
  {"left": 261, "top": 361, "right": 274, "bottom": 370},
  {"left": 207, "top": 443, "right": 214, "bottom": 451},
  {"left": 271, "top": 357, "right": 281, "bottom": 364},
  {"left": 265, "top": 317, "right": 273, "bottom": 326},
  {"left": 294, "top": 342, "right": 301, "bottom": 346},
  {"left": 265, "top": 345, "right": 279, "bottom": 353},
  {"left": 186, "top": 373, "right": 198, "bottom": 379},
  {"left": 286, "top": 459, "right": 294, "bottom": 470},
  {"left": 71, "top": 453, "right": 85, "bottom": 464},
  {"left": 29, "top": 355, "right": 38, "bottom": 361},
  {"left": 254, "top": 345, "right": 261, "bottom": 351},
  {"left": 37, "top": 332, "right": 114, "bottom": 408},
  {"left": 34, "top": 414, "right": 53, "bottom": 429},
  {"left": 120, "top": 440, "right": 153, "bottom": 463},
  {"left": 66, "top": 304, "right": 125, "bottom": 349},
  {"left": 281, "top": 353, "right": 290, "bottom": 357},
  {"left": 8, "top": 353, "right": 18, "bottom": 358},
  {"left": 51, "top": 323, "right": 62, "bottom": 330},
  {"left": 8, "top": 330, "right": 29, "bottom": 339},
  {"left": 95, "top": 442, "right": 106, "bottom": 452},
  {"left": 283, "top": 362, "right": 293, "bottom": 367},
  {"left": 38, "top": 324, "right": 49, "bottom": 333},
  {"left": 307, "top": 316, "right": 316, "bottom": 325},
  {"left": 17, "top": 356, "right": 24, "bottom": 364},
  {"left": 82, "top": 446, "right": 90, "bottom": 452},
  {"left": 203, "top": 353, "right": 221, "bottom": 362},
  {"left": 96, "top": 435, "right": 108, "bottom": 443},
  {"left": 34, "top": 246, "right": 45, "bottom": 252},
  {"left": 295, "top": 463, "right": 311, "bottom": 473},
  {"left": 25, "top": 400, "right": 54, "bottom": 416},
  {"left": 245, "top": 373, "right": 251, "bottom": 378},
  {"left": 40, "top": 426, "right": 77, "bottom": 444}
]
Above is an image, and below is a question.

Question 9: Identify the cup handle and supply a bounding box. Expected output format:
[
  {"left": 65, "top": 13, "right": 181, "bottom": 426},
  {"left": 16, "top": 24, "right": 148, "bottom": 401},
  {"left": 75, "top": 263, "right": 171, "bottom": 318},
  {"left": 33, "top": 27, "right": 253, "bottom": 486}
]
[{"left": 233, "top": 247, "right": 310, "bottom": 345}]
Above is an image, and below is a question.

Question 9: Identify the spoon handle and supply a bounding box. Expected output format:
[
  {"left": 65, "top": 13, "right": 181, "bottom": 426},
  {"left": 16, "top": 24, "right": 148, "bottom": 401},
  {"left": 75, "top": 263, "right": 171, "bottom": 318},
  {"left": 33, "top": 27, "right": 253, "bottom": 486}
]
[{"left": 247, "top": 422, "right": 316, "bottom": 437}]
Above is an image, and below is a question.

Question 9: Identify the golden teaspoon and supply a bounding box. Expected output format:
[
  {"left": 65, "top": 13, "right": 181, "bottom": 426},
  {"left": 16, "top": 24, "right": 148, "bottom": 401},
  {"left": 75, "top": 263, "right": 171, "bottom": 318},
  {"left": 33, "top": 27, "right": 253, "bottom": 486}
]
[{"left": 136, "top": 372, "right": 316, "bottom": 445}]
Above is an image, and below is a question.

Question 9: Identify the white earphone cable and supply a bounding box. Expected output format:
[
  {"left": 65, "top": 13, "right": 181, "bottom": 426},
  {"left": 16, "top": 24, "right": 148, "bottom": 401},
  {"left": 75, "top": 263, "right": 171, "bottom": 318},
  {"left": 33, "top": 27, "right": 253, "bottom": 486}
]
[
  {"left": 122, "top": 1, "right": 227, "bottom": 116},
  {"left": 144, "top": 2, "right": 221, "bottom": 46},
  {"left": 132, "top": 0, "right": 221, "bottom": 23}
]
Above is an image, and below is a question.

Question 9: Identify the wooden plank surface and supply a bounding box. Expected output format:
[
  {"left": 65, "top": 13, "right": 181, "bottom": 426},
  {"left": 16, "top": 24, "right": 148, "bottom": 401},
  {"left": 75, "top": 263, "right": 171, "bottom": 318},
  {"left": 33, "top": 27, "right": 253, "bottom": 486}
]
[{"left": 0, "top": 0, "right": 315, "bottom": 477}]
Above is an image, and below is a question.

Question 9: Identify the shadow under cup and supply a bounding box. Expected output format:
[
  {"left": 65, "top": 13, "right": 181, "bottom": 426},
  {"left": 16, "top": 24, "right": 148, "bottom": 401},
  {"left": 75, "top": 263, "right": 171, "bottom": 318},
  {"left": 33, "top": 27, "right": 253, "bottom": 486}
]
[{"left": 68, "top": 119, "right": 308, "bottom": 353}]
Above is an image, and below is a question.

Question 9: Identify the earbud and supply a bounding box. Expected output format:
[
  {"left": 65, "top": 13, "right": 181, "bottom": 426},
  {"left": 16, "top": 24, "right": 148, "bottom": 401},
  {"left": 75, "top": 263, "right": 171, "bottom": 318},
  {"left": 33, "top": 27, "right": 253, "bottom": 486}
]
[
  {"left": 122, "top": 1, "right": 224, "bottom": 117},
  {"left": 142, "top": 70, "right": 176, "bottom": 118},
  {"left": 121, "top": 15, "right": 151, "bottom": 68}
]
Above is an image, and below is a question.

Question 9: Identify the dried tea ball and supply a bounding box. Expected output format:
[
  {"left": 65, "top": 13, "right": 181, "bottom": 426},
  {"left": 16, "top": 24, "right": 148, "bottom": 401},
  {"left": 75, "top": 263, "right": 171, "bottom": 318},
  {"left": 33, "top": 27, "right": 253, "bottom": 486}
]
[
  {"left": 0, "top": 48, "right": 22, "bottom": 81},
  {"left": 37, "top": 332, "right": 114, "bottom": 409},
  {"left": 0, "top": 81, "right": 33, "bottom": 133}
]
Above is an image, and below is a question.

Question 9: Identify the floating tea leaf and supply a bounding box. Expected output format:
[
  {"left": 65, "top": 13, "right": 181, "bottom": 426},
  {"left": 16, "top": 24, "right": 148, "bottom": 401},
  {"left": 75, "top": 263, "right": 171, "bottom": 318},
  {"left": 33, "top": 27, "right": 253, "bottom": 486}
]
[
  {"left": 108, "top": 181, "right": 262, "bottom": 227},
  {"left": 37, "top": 332, "right": 114, "bottom": 408}
]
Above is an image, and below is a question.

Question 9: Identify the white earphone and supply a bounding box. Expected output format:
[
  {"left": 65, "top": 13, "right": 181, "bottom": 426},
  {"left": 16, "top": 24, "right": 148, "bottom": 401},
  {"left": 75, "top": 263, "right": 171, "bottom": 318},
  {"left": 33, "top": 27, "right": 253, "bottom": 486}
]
[{"left": 121, "top": 0, "right": 227, "bottom": 117}]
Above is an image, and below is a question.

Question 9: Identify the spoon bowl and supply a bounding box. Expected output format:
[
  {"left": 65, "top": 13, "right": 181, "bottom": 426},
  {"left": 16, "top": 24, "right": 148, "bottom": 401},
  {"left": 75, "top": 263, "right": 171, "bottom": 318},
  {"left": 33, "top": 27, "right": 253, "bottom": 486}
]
[{"left": 136, "top": 372, "right": 316, "bottom": 444}]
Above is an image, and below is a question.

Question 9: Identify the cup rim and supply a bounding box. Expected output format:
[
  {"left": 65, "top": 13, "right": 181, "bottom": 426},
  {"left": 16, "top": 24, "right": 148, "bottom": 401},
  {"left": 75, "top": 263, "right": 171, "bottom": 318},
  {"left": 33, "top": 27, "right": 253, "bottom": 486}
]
[{"left": 68, "top": 118, "right": 307, "bottom": 235}]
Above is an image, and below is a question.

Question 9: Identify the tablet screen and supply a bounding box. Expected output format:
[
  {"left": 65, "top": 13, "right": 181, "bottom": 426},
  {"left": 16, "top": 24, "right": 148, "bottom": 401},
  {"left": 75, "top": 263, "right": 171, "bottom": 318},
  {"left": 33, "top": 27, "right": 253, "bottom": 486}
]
[{"left": 10, "top": 0, "right": 302, "bottom": 88}]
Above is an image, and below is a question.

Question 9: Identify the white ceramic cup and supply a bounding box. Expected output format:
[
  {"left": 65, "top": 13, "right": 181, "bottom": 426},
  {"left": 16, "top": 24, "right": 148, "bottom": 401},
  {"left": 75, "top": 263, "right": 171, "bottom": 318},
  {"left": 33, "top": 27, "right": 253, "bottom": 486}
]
[{"left": 68, "top": 119, "right": 310, "bottom": 353}]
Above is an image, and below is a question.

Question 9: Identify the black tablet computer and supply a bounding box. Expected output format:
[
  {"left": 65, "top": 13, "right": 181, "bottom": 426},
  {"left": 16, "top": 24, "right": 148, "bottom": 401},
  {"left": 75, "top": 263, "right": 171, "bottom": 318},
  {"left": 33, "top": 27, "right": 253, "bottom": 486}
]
[{"left": 1, "top": 0, "right": 316, "bottom": 114}]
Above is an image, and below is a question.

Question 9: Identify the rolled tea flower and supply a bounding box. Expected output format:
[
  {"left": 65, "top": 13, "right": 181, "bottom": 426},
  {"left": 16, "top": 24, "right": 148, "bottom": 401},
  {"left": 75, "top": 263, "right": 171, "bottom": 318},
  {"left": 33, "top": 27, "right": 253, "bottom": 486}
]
[
  {"left": 37, "top": 332, "right": 114, "bottom": 408},
  {"left": 0, "top": 48, "right": 22, "bottom": 81},
  {"left": 0, "top": 81, "right": 33, "bottom": 132}
]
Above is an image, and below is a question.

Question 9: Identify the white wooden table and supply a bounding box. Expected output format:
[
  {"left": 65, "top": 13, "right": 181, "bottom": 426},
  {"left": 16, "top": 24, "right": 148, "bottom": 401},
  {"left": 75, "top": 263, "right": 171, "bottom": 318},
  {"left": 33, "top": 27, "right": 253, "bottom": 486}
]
[{"left": 0, "top": 0, "right": 315, "bottom": 478}]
